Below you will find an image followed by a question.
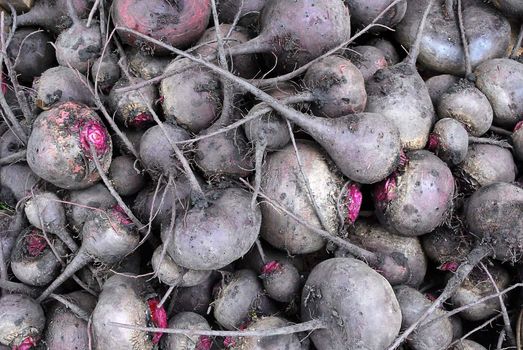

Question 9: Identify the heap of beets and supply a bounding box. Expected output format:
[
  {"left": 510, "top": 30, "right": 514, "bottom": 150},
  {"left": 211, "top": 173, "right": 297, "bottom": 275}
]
[{"left": 0, "top": 0, "right": 523, "bottom": 349}]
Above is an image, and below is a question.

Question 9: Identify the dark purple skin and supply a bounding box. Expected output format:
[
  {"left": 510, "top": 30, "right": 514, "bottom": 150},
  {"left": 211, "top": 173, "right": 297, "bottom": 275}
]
[
  {"left": 166, "top": 187, "right": 262, "bottom": 270},
  {"left": 465, "top": 182, "right": 523, "bottom": 262},
  {"left": 260, "top": 260, "right": 301, "bottom": 303},
  {"left": 425, "top": 74, "right": 459, "bottom": 106},
  {"left": 108, "top": 77, "right": 157, "bottom": 129},
  {"left": 437, "top": 80, "right": 493, "bottom": 137},
  {"left": 114, "top": 129, "right": 145, "bottom": 155},
  {"left": 66, "top": 183, "right": 117, "bottom": 231},
  {"left": 139, "top": 123, "right": 191, "bottom": 177},
  {"left": 160, "top": 58, "right": 222, "bottom": 133},
  {"left": 421, "top": 226, "right": 473, "bottom": 266},
  {"left": 0, "top": 164, "right": 39, "bottom": 206},
  {"left": 10, "top": 227, "right": 66, "bottom": 287},
  {"left": 457, "top": 143, "right": 517, "bottom": 190},
  {"left": 339, "top": 219, "right": 427, "bottom": 287},
  {"left": 365, "top": 63, "right": 435, "bottom": 150},
  {"left": 195, "top": 24, "right": 259, "bottom": 79},
  {"left": 17, "top": 0, "right": 91, "bottom": 33},
  {"left": 34, "top": 67, "right": 95, "bottom": 109},
  {"left": 170, "top": 273, "right": 218, "bottom": 316},
  {"left": 450, "top": 264, "right": 510, "bottom": 321},
  {"left": 27, "top": 102, "right": 113, "bottom": 190},
  {"left": 345, "top": 45, "right": 389, "bottom": 81},
  {"left": 373, "top": 150, "right": 455, "bottom": 237},
  {"left": 345, "top": 0, "right": 407, "bottom": 30},
  {"left": 55, "top": 21, "right": 102, "bottom": 74},
  {"left": 491, "top": 0, "right": 523, "bottom": 18},
  {"left": 0, "top": 294, "right": 45, "bottom": 349},
  {"left": 195, "top": 115, "right": 254, "bottom": 178},
  {"left": 112, "top": 0, "right": 212, "bottom": 54},
  {"left": 475, "top": 58, "right": 523, "bottom": 128},
  {"left": 367, "top": 37, "right": 400, "bottom": 65},
  {"left": 395, "top": 0, "right": 511, "bottom": 75},
  {"left": 91, "top": 54, "right": 121, "bottom": 93},
  {"left": 513, "top": 121, "right": 523, "bottom": 161},
  {"left": 134, "top": 175, "right": 193, "bottom": 228},
  {"left": 6, "top": 28, "right": 56, "bottom": 83},
  {"left": 213, "top": 269, "right": 275, "bottom": 330},
  {"left": 303, "top": 55, "right": 367, "bottom": 118},
  {"left": 108, "top": 155, "right": 145, "bottom": 196},
  {"left": 128, "top": 49, "right": 170, "bottom": 80},
  {"left": 428, "top": 118, "right": 469, "bottom": 166},
  {"left": 0, "top": 128, "right": 26, "bottom": 158},
  {"left": 227, "top": 0, "right": 352, "bottom": 73},
  {"left": 217, "top": 0, "right": 267, "bottom": 27},
  {"left": 44, "top": 291, "right": 97, "bottom": 350}
]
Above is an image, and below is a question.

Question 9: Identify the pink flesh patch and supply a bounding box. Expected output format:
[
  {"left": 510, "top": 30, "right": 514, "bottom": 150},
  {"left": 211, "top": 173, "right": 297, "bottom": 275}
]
[
  {"left": 131, "top": 112, "right": 153, "bottom": 128},
  {"left": 79, "top": 121, "right": 109, "bottom": 156},
  {"left": 515, "top": 121, "right": 523, "bottom": 132},
  {"left": 439, "top": 261, "right": 459, "bottom": 272},
  {"left": 223, "top": 337, "right": 236, "bottom": 348},
  {"left": 425, "top": 293, "right": 437, "bottom": 302},
  {"left": 261, "top": 260, "right": 282, "bottom": 275},
  {"left": 374, "top": 175, "right": 397, "bottom": 203},
  {"left": 147, "top": 298, "right": 168, "bottom": 344},
  {"left": 345, "top": 183, "right": 362, "bottom": 224},
  {"left": 196, "top": 336, "right": 212, "bottom": 350},
  {"left": 427, "top": 133, "right": 439, "bottom": 151},
  {"left": 110, "top": 205, "right": 133, "bottom": 225},
  {"left": 14, "top": 336, "right": 37, "bottom": 350},
  {"left": 399, "top": 150, "right": 409, "bottom": 168},
  {"left": 26, "top": 234, "right": 47, "bottom": 257}
]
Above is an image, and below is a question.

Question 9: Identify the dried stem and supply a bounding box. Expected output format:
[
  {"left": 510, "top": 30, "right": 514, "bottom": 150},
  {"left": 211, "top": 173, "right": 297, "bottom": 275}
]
[
  {"left": 0, "top": 149, "right": 26, "bottom": 165},
  {"left": 443, "top": 314, "right": 502, "bottom": 350},
  {"left": 86, "top": 0, "right": 101, "bottom": 27},
  {"left": 50, "top": 293, "right": 90, "bottom": 321},
  {"left": 109, "top": 319, "right": 325, "bottom": 337},
  {"left": 405, "top": 0, "right": 434, "bottom": 66},
  {"left": 468, "top": 136, "right": 512, "bottom": 149},
  {"left": 457, "top": 0, "right": 472, "bottom": 77}
]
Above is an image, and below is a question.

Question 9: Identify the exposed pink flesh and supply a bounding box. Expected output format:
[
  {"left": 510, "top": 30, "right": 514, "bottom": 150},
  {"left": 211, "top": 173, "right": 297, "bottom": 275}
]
[
  {"left": 79, "top": 120, "right": 110, "bottom": 156},
  {"left": 26, "top": 233, "right": 47, "bottom": 257},
  {"left": 515, "top": 120, "right": 523, "bottom": 132},
  {"left": 425, "top": 293, "right": 437, "bottom": 302},
  {"left": 223, "top": 336, "right": 236, "bottom": 348},
  {"left": 427, "top": 133, "right": 439, "bottom": 151},
  {"left": 374, "top": 175, "right": 397, "bottom": 203},
  {"left": 130, "top": 112, "right": 153, "bottom": 128},
  {"left": 439, "top": 261, "right": 459, "bottom": 272},
  {"left": 345, "top": 183, "right": 362, "bottom": 224},
  {"left": 147, "top": 298, "right": 168, "bottom": 344},
  {"left": 196, "top": 336, "right": 213, "bottom": 350},
  {"left": 110, "top": 204, "right": 133, "bottom": 225},
  {"left": 261, "top": 260, "right": 282, "bottom": 275},
  {"left": 14, "top": 336, "right": 38, "bottom": 350}
]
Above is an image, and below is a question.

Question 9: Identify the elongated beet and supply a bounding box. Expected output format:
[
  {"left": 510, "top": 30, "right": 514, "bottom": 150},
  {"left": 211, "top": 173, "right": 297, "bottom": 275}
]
[
  {"left": 226, "top": 0, "right": 352, "bottom": 73},
  {"left": 17, "top": 0, "right": 91, "bottom": 33},
  {"left": 27, "top": 102, "right": 113, "bottom": 190},
  {"left": 37, "top": 206, "right": 139, "bottom": 301},
  {"left": 166, "top": 187, "right": 261, "bottom": 270},
  {"left": 374, "top": 150, "right": 455, "bottom": 237},
  {"left": 112, "top": 0, "right": 212, "bottom": 53},
  {"left": 396, "top": 0, "right": 511, "bottom": 75}
]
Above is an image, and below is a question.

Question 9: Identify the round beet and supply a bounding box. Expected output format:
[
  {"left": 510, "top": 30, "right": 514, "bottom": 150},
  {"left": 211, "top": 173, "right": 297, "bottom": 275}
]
[
  {"left": 160, "top": 58, "right": 222, "bottom": 133},
  {"left": 374, "top": 150, "right": 455, "bottom": 237},
  {"left": 108, "top": 155, "right": 145, "bottom": 196},
  {"left": 425, "top": 74, "right": 459, "bottom": 106},
  {"left": 260, "top": 260, "right": 301, "bottom": 303},
  {"left": 6, "top": 28, "right": 56, "bottom": 83},
  {"left": 152, "top": 245, "right": 211, "bottom": 287},
  {"left": 112, "top": 0, "right": 212, "bottom": 53},
  {"left": 465, "top": 182, "right": 523, "bottom": 262},
  {"left": 162, "top": 312, "right": 211, "bottom": 350},
  {"left": 0, "top": 294, "right": 45, "bottom": 349},
  {"left": 396, "top": 0, "right": 511, "bottom": 75},
  {"left": 368, "top": 37, "right": 400, "bottom": 65},
  {"left": 27, "top": 102, "right": 112, "bottom": 190},
  {"left": 55, "top": 21, "right": 102, "bottom": 73},
  {"left": 421, "top": 226, "right": 473, "bottom": 266},
  {"left": 437, "top": 80, "right": 493, "bottom": 137},
  {"left": 128, "top": 49, "right": 170, "bottom": 80},
  {"left": 218, "top": 0, "right": 266, "bottom": 26},
  {"left": 303, "top": 55, "right": 367, "bottom": 118},
  {"left": 17, "top": 0, "right": 90, "bottom": 33},
  {"left": 457, "top": 143, "right": 517, "bottom": 190},
  {"left": 91, "top": 54, "right": 121, "bottom": 93},
  {"left": 428, "top": 118, "right": 469, "bottom": 166},
  {"left": 66, "top": 183, "right": 117, "bottom": 231},
  {"left": 475, "top": 58, "right": 523, "bottom": 128}
]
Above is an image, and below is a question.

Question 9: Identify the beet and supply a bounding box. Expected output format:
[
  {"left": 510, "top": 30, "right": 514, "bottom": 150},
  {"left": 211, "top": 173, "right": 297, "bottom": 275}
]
[
  {"left": 55, "top": 20, "right": 102, "bottom": 73},
  {"left": 373, "top": 150, "right": 455, "bottom": 237},
  {"left": 425, "top": 74, "right": 459, "bottom": 106},
  {"left": 0, "top": 294, "right": 45, "bottom": 349},
  {"left": 108, "top": 155, "right": 145, "bottom": 196},
  {"left": 17, "top": 0, "right": 91, "bottom": 33},
  {"left": 344, "top": 45, "right": 389, "bottom": 81},
  {"left": 91, "top": 54, "right": 121, "bottom": 93},
  {"left": 345, "top": 0, "right": 407, "bottom": 30},
  {"left": 26, "top": 102, "right": 113, "bottom": 190},
  {"left": 112, "top": 0, "right": 212, "bottom": 53},
  {"left": 428, "top": 118, "right": 469, "bottom": 166},
  {"left": 6, "top": 28, "right": 56, "bottom": 83},
  {"left": 65, "top": 183, "right": 117, "bottom": 231}
]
